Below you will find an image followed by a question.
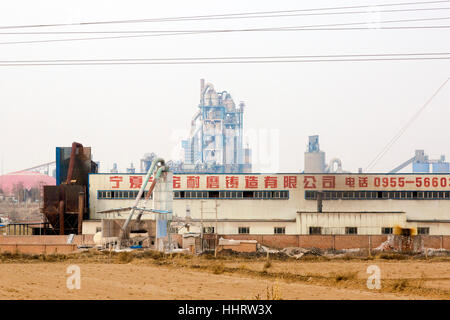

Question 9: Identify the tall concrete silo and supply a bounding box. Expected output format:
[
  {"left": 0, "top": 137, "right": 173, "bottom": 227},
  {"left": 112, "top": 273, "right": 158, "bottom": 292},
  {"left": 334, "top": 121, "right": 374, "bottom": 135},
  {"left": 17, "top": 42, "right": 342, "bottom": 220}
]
[{"left": 304, "top": 135, "right": 326, "bottom": 173}]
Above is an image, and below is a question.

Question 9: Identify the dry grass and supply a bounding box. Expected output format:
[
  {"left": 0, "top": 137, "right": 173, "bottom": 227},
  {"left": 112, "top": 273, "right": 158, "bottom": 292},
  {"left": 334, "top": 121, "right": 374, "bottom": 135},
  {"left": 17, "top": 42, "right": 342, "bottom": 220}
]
[
  {"left": 332, "top": 271, "right": 358, "bottom": 283},
  {"left": 212, "top": 263, "right": 225, "bottom": 274},
  {"left": 254, "top": 284, "right": 282, "bottom": 300},
  {"left": 0, "top": 249, "right": 449, "bottom": 299},
  {"left": 391, "top": 279, "right": 410, "bottom": 291},
  {"left": 239, "top": 263, "right": 249, "bottom": 270},
  {"left": 117, "top": 252, "right": 133, "bottom": 263},
  {"left": 376, "top": 253, "right": 411, "bottom": 260}
]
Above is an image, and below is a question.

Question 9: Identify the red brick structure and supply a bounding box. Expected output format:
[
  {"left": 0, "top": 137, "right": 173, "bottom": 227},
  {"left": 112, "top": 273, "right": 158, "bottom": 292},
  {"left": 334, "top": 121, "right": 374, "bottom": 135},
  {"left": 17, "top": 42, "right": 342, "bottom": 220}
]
[{"left": 219, "top": 234, "right": 450, "bottom": 251}]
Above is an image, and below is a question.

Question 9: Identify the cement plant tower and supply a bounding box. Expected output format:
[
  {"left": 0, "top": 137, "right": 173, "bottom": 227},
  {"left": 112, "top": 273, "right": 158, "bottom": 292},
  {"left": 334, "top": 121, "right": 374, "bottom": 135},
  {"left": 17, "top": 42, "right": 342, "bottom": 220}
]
[{"left": 175, "top": 79, "right": 252, "bottom": 173}]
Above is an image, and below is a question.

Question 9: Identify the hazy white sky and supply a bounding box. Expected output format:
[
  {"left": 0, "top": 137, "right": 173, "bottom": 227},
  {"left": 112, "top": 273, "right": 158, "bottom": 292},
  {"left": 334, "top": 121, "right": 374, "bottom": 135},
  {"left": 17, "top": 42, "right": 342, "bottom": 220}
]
[{"left": 0, "top": 0, "right": 449, "bottom": 174}]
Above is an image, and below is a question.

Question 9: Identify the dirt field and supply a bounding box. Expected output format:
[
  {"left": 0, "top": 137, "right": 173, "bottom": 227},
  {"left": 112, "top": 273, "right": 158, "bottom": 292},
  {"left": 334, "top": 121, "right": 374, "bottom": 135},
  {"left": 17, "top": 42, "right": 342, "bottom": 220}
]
[{"left": 0, "top": 251, "right": 449, "bottom": 300}]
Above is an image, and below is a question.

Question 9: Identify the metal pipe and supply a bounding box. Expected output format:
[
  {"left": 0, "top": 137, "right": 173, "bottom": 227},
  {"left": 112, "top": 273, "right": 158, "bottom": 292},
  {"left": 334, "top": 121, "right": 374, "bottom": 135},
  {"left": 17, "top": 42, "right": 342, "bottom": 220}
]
[
  {"left": 120, "top": 157, "right": 164, "bottom": 236},
  {"left": 78, "top": 192, "right": 84, "bottom": 235},
  {"left": 66, "top": 142, "right": 84, "bottom": 184},
  {"left": 136, "top": 165, "right": 165, "bottom": 222},
  {"left": 144, "top": 166, "right": 165, "bottom": 200}
]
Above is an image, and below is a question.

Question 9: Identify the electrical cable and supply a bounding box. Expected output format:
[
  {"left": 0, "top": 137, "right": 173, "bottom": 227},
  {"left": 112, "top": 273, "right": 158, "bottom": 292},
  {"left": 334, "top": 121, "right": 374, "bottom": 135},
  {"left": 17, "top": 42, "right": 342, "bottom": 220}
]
[
  {"left": 0, "top": 17, "right": 450, "bottom": 46},
  {"left": 0, "top": 56, "right": 449, "bottom": 66},
  {"left": 0, "top": 52, "right": 449, "bottom": 63},
  {"left": 365, "top": 76, "right": 450, "bottom": 172},
  {"left": 0, "top": 0, "right": 449, "bottom": 30}
]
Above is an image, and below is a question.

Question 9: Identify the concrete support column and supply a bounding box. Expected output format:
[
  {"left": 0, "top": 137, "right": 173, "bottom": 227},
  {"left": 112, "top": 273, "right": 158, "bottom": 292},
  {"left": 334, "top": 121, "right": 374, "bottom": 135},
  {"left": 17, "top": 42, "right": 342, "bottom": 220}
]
[{"left": 78, "top": 192, "right": 85, "bottom": 235}]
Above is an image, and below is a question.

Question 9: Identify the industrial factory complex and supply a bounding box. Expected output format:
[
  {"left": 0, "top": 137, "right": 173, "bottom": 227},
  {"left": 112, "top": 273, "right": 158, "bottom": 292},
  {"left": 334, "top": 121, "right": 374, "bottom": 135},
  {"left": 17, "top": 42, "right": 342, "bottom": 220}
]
[
  {"left": 3, "top": 0, "right": 450, "bottom": 303},
  {"left": 86, "top": 171, "right": 450, "bottom": 237},
  {"left": 81, "top": 81, "right": 450, "bottom": 241},
  {"left": 1, "top": 79, "right": 450, "bottom": 253}
]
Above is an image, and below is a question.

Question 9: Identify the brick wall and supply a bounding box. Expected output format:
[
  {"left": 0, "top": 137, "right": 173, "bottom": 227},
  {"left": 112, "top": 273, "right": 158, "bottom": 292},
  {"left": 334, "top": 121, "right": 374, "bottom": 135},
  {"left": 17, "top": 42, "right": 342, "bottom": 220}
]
[
  {"left": 370, "top": 235, "right": 389, "bottom": 248},
  {"left": 298, "top": 235, "right": 334, "bottom": 249},
  {"left": 218, "top": 234, "right": 450, "bottom": 250},
  {"left": 0, "top": 244, "right": 77, "bottom": 254},
  {"left": 421, "top": 235, "right": 443, "bottom": 249},
  {"left": 0, "top": 235, "right": 95, "bottom": 245},
  {"left": 0, "top": 234, "right": 449, "bottom": 251},
  {"left": 444, "top": 236, "right": 450, "bottom": 250},
  {"left": 334, "top": 235, "right": 370, "bottom": 250},
  {"left": 218, "top": 243, "right": 257, "bottom": 253},
  {"left": 260, "top": 235, "right": 298, "bottom": 249}
]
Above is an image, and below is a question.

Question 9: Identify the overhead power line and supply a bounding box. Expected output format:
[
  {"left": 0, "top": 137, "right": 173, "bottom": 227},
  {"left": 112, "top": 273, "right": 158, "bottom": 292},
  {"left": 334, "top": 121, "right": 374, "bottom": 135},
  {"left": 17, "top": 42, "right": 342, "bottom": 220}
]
[
  {"left": 2, "top": 24, "right": 450, "bottom": 35},
  {"left": 0, "top": 0, "right": 449, "bottom": 30},
  {"left": 365, "top": 76, "right": 450, "bottom": 172},
  {"left": 0, "top": 53, "right": 449, "bottom": 66},
  {"left": 0, "top": 16, "right": 450, "bottom": 46},
  {"left": 2, "top": 6, "right": 450, "bottom": 33},
  {"left": 1, "top": 52, "right": 449, "bottom": 63}
]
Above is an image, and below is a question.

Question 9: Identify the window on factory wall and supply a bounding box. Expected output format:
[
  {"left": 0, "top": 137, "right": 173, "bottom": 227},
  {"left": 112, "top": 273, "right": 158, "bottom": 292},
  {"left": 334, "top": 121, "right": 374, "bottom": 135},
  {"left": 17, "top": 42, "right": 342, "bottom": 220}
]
[
  {"left": 238, "top": 227, "right": 250, "bottom": 234},
  {"left": 309, "top": 227, "right": 322, "bottom": 235},
  {"left": 345, "top": 227, "right": 358, "bottom": 235},
  {"left": 173, "top": 190, "right": 288, "bottom": 200},
  {"left": 97, "top": 190, "right": 149, "bottom": 199},
  {"left": 97, "top": 190, "right": 288, "bottom": 200},
  {"left": 274, "top": 227, "right": 285, "bottom": 234},
  {"left": 305, "top": 191, "right": 316, "bottom": 200},
  {"left": 243, "top": 191, "right": 253, "bottom": 198},
  {"left": 209, "top": 191, "right": 219, "bottom": 198},
  {"left": 417, "top": 227, "right": 430, "bottom": 235},
  {"left": 305, "top": 190, "right": 450, "bottom": 201},
  {"left": 381, "top": 227, "right": 393, "bottom": 235}
]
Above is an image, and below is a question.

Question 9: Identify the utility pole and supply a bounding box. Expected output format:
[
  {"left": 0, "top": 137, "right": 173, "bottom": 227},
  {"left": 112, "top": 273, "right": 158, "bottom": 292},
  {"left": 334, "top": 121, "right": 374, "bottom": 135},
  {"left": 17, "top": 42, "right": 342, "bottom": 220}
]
[
  {"left": 214, "top": 199, "right": 219, "bottom": 258},
  {"left": 167, "top": 215, "right": 172, "bottom": 253},
  {"left": 200, "top": 200, "right": 204, "bottom": 252}
]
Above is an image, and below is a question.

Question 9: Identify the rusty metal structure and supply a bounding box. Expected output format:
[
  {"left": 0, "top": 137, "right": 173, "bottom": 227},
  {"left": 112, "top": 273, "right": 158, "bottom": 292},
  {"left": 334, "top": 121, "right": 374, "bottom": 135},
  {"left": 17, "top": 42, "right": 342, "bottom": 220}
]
[{"left": 41, "top": 142, "right": 98, "bottom": 235}]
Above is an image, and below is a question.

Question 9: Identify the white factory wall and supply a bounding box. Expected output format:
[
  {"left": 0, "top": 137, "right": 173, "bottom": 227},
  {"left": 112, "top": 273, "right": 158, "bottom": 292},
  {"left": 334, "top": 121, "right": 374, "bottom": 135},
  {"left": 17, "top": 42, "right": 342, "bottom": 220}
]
[
  {"left": 302, "top": 200, "right": 449, "bottom": 222},
  {"left": 297, "top": 212, "right": 407, "bottom": 235},
  {"left": 82, "top": 220, "right": 101, "bottom": 235},
  {"left": 187, "top": 221, "right": 297, "bottom": 235},
  {"left": 87, "top": 173, "right": 450, "bottom": 235}
]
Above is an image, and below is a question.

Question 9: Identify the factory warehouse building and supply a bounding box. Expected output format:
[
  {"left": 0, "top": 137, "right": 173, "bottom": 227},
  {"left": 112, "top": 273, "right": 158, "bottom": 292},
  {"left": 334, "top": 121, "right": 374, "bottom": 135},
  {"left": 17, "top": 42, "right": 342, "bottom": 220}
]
[{"left": 83, "top": 173, "right": 450, "bottom": 236}]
